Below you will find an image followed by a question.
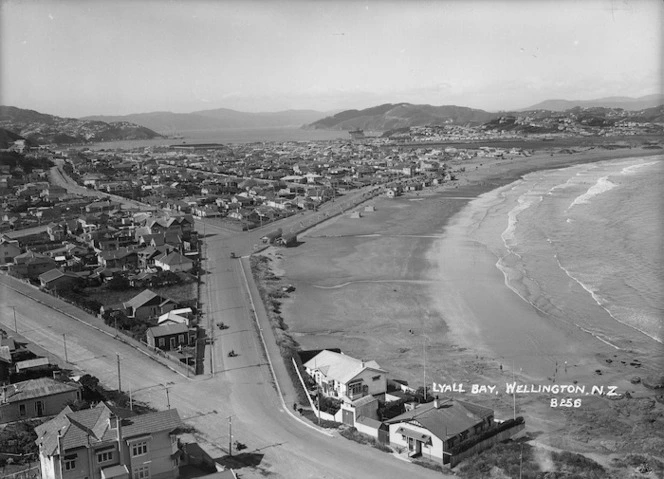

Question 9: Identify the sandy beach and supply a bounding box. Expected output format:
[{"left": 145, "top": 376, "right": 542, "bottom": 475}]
[{"left": 268, "top": 144, "right": 664, "bottom": 456}]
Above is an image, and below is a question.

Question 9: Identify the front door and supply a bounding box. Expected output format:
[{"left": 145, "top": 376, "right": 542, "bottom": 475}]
[
  {"left": 36, "top": 401, "right": 44, "bottom": 416},
  {"left": 170, "top": 337, "right": 176, "bottom": 350}
]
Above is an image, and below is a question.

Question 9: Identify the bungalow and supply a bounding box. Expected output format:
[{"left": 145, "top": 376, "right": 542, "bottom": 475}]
[
  {"left": 123, "top": 289, "right": 178, "bottom": 320},
  {"left": 35, "top": 402, "right": 183, "bottom": 479},
  {"left": 146, "top": 323, "right": 190, "bottom": 351},
  {"left": 304, "top": 350, "right": 387, "bottom": 402},
  {"left": 385, "top": 397, "right": 496, "bottom": 464},
  {"left": 0, "top": 377, "right": 82, "bottom": 424},
  {"left": 154, "top": 251, "right": 194, "bottom": 273},
  {"left": 39, "top": 269, "right": 83, "bottom": 291}
]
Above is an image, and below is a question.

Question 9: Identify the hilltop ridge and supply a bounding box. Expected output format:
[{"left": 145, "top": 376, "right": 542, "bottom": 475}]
[{"left": 0, "top": 106, "right": 162, "bottom": 145}]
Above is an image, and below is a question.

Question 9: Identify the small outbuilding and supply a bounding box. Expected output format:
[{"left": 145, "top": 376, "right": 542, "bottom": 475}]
[
  {"left": 261, "top": 228, "right": 283, "bottom": 244},
  {"left": 280, "top": 233, "right": 297, "bottom": 247}
]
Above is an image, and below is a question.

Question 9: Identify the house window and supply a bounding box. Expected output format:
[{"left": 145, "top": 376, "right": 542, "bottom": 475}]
[
  {"left": 132, "top": 465, "right": 150, "bottom": 479},
  {"left": 158, "top": 338, "right": 165, "bottom": 347},
  {"left": 131, "top": 440, "right": 148, "bottom": 457},
  {"left": 64, "top": 455, "right": 77, "bottom": 471},
  {"left": 19, "top": 404, "right": 26, "bottom": 416},
  {"left": 348, "top": 382, "right": 363, "bottom": 396},
  {"left": 178, "top": 334, "right": 184, "bottom": 344},
  {"left": 372, "top": 375, "right": 381, "bottom": 381},
  {"left": 97, "top": 451, "right": 113, "bottom": 463}
]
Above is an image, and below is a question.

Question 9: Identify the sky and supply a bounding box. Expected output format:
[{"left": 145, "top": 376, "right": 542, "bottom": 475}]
[{"left": 1, "top": 0, "right": 662, "bottom": 117}]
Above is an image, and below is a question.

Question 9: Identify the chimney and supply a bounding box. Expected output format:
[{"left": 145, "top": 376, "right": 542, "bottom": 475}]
[{"left": 108, "top": 414, "right": 125, "bottom": 462}]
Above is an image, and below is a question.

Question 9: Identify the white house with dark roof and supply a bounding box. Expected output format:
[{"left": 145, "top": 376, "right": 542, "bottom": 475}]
[
  {"left": 304, "top": 350, "right": 387, "bottom": 402},
  {"left": 0, "top": 377, "right": 82, "bottom": 424},
  {"left": 35, "top": 402, "right": 183, "bottom": 479},
  {"left": 384, "top": 397, "right": 496, "bottom": 464},
  {"left": 154, "top": 252, "right": 194, "bottom": 273}
]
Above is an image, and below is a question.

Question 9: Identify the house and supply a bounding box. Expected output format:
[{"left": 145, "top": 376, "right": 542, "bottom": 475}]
[
  {"left": 123, "top": 289, "right": 178, "bottom": 320},
  {"left": 35, "top": 402, "right": 183, "bottom": 479},
  {"left": 0, "top": 377, "right": 82, "bottom": 424},
  {"left": 39, "top": 269, "right": 83, "bottom": 291},
  {"left": 384, "top": 397, "right": 496, "bottom": 464},
  {"left": 146, "top": 323, "right": 190, "bottom": 351},
  {"left": 0, "top": 234, "right": 21, "bottom": 265},
  {"left": 11, "top": 251, "right": 58, "bottom": 280},
  {"left": 304, "top": 350, "right": 387, "bottom": 402},
  {"left": 154, "top": 252, "right": 194, "bottom": 273},
  {"left": 47, "top": 222, "right": 67, "bottom": 242},
  {"left": 98, "top": 249, "right": 139, "bottom": 270}
]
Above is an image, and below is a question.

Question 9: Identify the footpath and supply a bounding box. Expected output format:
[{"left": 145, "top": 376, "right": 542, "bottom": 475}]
[{"left": 0, "top": 273, "right": 192, "bottom": 379}]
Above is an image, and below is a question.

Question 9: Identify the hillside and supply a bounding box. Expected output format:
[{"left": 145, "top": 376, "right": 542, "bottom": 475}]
[
  {"left": 307, "top": 103, "right": 499, "bottom": 131},
  {"left": 83, "top": 108, "right": 329, "bottom": 133},
  {"left": 521, "top": 94, "right": 664, "bottom": 112},
  {"left": 0, "top": 106, "right": 162, "bottom": 145},
  {"left": 0, "top": 128, "right": 32, "bottom": 149}
]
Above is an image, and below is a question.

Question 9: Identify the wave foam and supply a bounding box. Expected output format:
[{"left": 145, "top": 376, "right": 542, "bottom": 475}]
[
  {"left": 555, "top": 255, "right": 663, "bottom": 344},
  {"left": 621, "top": 160, "right": 660, "bottom": 175},
  {"left": 567, "top": 176, "right": 617, "bottom": 210},
  {"left": 501, "top": 192, "right": 542, "bottom": 249}
]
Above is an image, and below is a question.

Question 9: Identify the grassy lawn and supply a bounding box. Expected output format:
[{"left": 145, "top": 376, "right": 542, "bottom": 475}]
[{"left": 83, "top": 274, "right": 198, "bottom": 307}]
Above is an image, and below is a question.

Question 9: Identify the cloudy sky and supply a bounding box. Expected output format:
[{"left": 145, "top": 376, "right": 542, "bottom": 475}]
[{"left": 1, "top": 0, "right": 661, "bottom": 117}]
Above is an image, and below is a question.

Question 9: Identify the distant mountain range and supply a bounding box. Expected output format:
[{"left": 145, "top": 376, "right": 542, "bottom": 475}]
[
  {"left": 83, "top": 108, "right": 331, "bottom": 133},
  {"left": 2, "top": 93, "right": 662, "bottom": 146},
  {"left": 520, "top": 94, "right": 664, "bottom": 112},
  {"left": 307, "top": 95, "right": 664, "bottom": 131},
  {"left": 0, "top": 106, "right": 161, "bottom": 145}
]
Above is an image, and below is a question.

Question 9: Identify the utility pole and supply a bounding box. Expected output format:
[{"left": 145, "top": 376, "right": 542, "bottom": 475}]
[
  {"left": 63, "top": 334, "right": 68, "bottom": 363},
  {"left": 512, "top": 360, "right": 516, "bottom": 420},
  {"left": 228, "top": 416, "right": 233, "bottom": 457},
  {"left": 117, "top": 353, "right": 122, "bottom": 393},
  {"left": 423, "top": 336, "right": 427, "bottom": 401},
  {"left": 11, "top": 306, "right": 17, "bottom": 333}
]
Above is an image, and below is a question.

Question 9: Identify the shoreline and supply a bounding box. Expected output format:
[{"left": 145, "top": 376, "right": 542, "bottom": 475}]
[{"left": 271, "top": 144, "right": 664, "bottom": 457}]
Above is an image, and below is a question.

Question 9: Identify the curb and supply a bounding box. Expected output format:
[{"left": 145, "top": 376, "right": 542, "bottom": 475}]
[
  {"left": 0, "top": 274, "right": 191, "bottom": 380},
  {"left": 237, "top": 258, "right": 333, "bottom": 437}
]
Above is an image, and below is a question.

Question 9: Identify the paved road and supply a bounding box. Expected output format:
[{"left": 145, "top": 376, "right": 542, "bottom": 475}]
[{"left": 2, "top": 167, "right": 448, "bottom": 477}]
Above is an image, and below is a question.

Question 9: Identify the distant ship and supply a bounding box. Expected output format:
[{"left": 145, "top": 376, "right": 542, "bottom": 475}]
[{"left": 349, "top": 129, "right": 365, "bottom": 140}]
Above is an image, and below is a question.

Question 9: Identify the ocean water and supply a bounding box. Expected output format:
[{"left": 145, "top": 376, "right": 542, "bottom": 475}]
[
  {"left": 89, "top": 127, "right": 347, "bottom": 149},
  {"left": 467, "top": 154, "right": 663, "bottom": 348}
]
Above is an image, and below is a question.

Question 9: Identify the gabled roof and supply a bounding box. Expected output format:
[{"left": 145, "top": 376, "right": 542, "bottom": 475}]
[
  {"left": 35, "top": 402, "right": 182, "bottom": 456},
  {"left": 39, "top": 269, "right": 80, "bottom": 284},
  {"left": 123, "top": 289, "right": 163, "bottom": 309},
  {"left": 304, "top": 350, "right": 385, "bottom": 385},
  {"left": 147, "top": 323, "right": 189, "bottom": 337},
  {"left": 98, "top": 248, "right": 138, "bottom": 261},
  {"left": 385, "top": 399, "right": 494, "bottom": 440},
  {"left": 2, "top": 377, "right": 80, "bottom": 404},
  {"left": 156, "top": 251, "right": 193, "bottom": 266}
]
